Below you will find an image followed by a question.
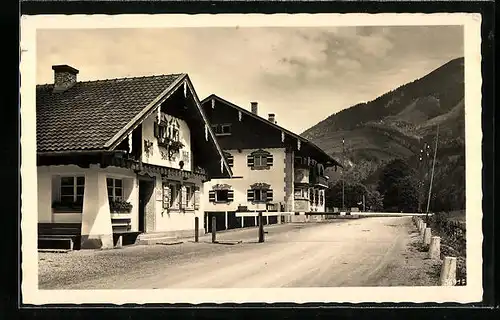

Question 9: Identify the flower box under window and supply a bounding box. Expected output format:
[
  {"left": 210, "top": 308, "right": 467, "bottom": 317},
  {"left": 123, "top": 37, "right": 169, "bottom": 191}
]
[
  {"left": 109, "top": 200, "right": 133, "bottom": 213},
  {"left": 52, "top": 200, "right": 83, "bottom": 213}
]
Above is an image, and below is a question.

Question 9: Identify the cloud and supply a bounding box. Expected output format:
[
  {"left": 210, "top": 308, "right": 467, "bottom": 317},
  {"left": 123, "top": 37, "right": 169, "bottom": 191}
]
[{"left": 36, "top": 26, "right": 463, "bottom": 134}]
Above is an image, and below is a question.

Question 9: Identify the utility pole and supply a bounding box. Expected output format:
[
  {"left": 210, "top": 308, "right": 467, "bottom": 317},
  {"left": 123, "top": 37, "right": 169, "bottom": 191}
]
[
  {"left": 342, "top": 137, "right": 345, "bottom": 211},
  {"left": 425, "top": 123, "right": 440, "bottom": 223},
  {"left": 418, "top": 141, "right": 431, "bottom": 212}
]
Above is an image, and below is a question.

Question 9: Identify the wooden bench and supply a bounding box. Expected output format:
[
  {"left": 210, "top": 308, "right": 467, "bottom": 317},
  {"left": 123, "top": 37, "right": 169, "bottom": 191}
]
[
  {"left": 38, "top": 237, "right": 74, "bottom": 250},
  {"left": 38, "top": 223, "right": 81, "bottom": 250}
]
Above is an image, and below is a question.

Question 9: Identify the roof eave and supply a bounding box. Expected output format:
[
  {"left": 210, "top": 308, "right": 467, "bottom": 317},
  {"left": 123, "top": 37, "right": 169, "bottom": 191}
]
[
  {"left": 104, "top": 73, "right": 187, "bottom": 150},
  {"left": 202, "top": 94, "right": 341, "bottom": 167}
]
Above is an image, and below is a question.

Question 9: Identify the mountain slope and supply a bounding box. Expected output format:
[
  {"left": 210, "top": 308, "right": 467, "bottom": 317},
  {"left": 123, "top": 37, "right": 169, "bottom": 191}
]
[{"left": 301, "top": 57, "right": 465, "bottom": 211}]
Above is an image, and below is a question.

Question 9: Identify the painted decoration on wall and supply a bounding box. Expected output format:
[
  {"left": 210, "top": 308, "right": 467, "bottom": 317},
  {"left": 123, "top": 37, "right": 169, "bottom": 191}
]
[
  {"left": 205, "top": 124, "right": 208, "bottom": 141},
  {"left": 155, "top": 187, "right": 163, "bottom": 201},
  {"left": 160, "top": 150, "right": 170, "bottom": 161},
  {"left": 212, "top": 183, "right": 232, "bottom": 190},
  {"left": 281, "top": 131, "right": 285, "bottom": 143},
  {"left": 144, "top": 140, "right": 154, "bottom": 157},
  {"left": 297, "top": 139, "right": 301, "bottom": 151},
  {"left": 182, "top": 151, "right": 190, "bottom": 164},
  {"left": 183, "top": 80, "right": 187, "bottom": 98},
  {"left": 238, "top": 110, "right": 242, "bottom": 122},
  {"left": 250, "top": 182, "right": 271, "bottom": 190},
  {"left": 211, "top": 98, "right": 215, "bottom": 109},
  {"left": 220, "top": 157, "right": 224, "bottom": 173}
]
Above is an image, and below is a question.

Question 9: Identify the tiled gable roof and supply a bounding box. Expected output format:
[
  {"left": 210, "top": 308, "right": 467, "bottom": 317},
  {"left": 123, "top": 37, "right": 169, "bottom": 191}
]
[
  {"left": 36, "top": 74, "right": 183, "bottom": 152},
  {"left": 202, "top": 94, "right": 342, "bottom": 167}
]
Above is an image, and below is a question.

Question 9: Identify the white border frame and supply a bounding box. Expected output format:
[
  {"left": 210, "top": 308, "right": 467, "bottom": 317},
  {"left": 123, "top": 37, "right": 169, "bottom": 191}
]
[{"left": 20, "top": 13, "right": 483, "bottom": 304}]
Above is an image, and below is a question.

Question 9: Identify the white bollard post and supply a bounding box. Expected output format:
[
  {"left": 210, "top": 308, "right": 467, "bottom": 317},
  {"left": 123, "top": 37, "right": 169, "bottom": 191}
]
[
  {"left": 423, "top": 227, "right": 432, "bottom": 246},
  {"left": 439, "top": 256, "right": 457, "bottom": 286},
  {"left": 420, "top": 222, "right": 427, "bottom": 236},
  {"left": 428, "top": 236, "right": 441, "bottom": 260}
]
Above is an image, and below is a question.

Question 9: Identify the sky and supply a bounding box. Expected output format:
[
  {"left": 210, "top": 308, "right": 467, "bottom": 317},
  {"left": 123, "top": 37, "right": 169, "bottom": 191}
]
[{"left": 36, "top": 26, "right": 463, "bottom": 134}]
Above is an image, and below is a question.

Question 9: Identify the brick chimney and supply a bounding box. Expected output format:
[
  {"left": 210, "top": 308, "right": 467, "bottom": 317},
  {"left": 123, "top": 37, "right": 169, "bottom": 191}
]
[
  {"left": 250, "top": 102, "right": 258, "bottom": 115},
  {"left": 52, "top": 65, "right": 79, "bottom": 93},
  {"left": 268, "top": 113, "right": 276, "bottom": 124}
]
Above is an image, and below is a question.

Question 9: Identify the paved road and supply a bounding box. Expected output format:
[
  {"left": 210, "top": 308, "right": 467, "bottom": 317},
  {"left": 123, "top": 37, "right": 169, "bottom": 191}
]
[{"left": 44, "top": 216, "right": 414, "bottom": 289}]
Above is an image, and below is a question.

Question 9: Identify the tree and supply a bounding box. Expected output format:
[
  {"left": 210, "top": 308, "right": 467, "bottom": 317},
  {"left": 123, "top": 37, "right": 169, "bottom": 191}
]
[
  {"left": 377, "top": 158, "right": 419, "bottom": 212},
  {"left": 377, "top": 158, "right": 416, "bottom": 196},
  {"left": 383, "top": 175, "right": 419, "bottom": 212},
  {"left": 366, "top": 190, "right": 383, "bottom": 211},
  {"left": 326, "top": 180, "right": 371, "bottom": 210}
]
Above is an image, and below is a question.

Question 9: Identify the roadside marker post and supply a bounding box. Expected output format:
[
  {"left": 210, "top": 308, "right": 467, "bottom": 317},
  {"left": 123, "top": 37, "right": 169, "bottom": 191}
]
[
  {"left": 423, "top": 227, "right": 432, "bottom": 246},
  {"left": 439, "top": 256, "right": 457, "bottom": 286},
  {"left": 428, "top": 236, "right": 441, "bottom": 260}
]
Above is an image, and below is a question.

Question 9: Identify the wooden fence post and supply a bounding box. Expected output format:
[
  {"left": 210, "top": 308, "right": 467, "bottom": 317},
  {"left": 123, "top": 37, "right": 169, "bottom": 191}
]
[
  {"left": 211, "top": 216, "right": 216, "bottom": 243},
  {"left": 258, "top": 212, "right": 264, "bottom": 243},
  {"left": 194, "top": 217, "right": 199, "bottom": 243}
]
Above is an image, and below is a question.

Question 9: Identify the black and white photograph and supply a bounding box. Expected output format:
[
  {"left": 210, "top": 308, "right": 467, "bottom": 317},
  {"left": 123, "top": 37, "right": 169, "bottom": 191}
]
[{"left": 20, "top": 13, "right": 483, "bottom": 304}]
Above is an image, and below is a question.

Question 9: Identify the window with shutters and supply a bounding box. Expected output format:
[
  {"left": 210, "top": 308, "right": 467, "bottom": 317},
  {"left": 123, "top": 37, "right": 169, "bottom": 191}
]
[
  {"left": 247, "top": 183, "right": 273, "bottom": 203},
  {"left": 163, "top": 181, "right": 181, "bottom": 209},
  {"left": 248, "top": 149, "right": 273, "bottom": 170},
  {"left": 194, "top": 186, "right": 201, "bottom": 210},
  {"left": 185, "top": 185, "right": 195, "bottom": 210},
  {"left": 319, "top": 190, "right": 324, "bottom": 206},
  {"left": 208, "top": 184, "right": 234, "bottom": 204},
  {"left": 294, "top": 187, "right": 308, "bottom": 200},
  {"left": 223, "top": 151, "right": 234, "bottom": 167},
  {"left": 162, "top": 183, "right": 171, "bottom": 209}
]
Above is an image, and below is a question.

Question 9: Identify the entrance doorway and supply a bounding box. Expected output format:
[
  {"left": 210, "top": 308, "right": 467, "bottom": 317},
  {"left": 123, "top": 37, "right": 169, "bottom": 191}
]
[{"left": 138, "top": 178, "right": 155, "bottom": 233}]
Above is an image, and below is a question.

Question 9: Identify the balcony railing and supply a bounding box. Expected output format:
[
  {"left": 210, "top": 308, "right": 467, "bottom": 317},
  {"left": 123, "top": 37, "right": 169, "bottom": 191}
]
[{"left": 311, "top": 175, "right": 329, "bottom": 187}]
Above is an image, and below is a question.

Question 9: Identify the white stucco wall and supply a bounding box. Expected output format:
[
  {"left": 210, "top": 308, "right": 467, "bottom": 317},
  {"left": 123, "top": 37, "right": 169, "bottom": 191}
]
[
  {"left": 141, "top": 112, "right": 193, "bottom": 172},
  {"left": 204, "top": 148, "right": 286, "bottom": 212},
  {"left": 37, "top": 165, "right": 139, "bottom": 230},
  {"left": 152, "top": 173, "right": 205, "bottom": 233}
]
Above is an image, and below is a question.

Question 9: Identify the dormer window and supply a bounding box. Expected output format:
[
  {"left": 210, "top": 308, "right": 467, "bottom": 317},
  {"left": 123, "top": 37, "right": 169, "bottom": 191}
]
[
  {"left": 212, "top": 124, "right": 232, "bottom": 136},
  {"left": 247, "top": 149, "right": 273, "bottom": 170}
]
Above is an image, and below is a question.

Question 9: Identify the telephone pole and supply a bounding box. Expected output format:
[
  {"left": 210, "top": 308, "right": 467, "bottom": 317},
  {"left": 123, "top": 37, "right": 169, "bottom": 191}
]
[
  {"left": 425, "top": 123, "right": 440, "bottom": 223},
  {"left": 342, "top": 137, "right": 345, "bottom": 210}
]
